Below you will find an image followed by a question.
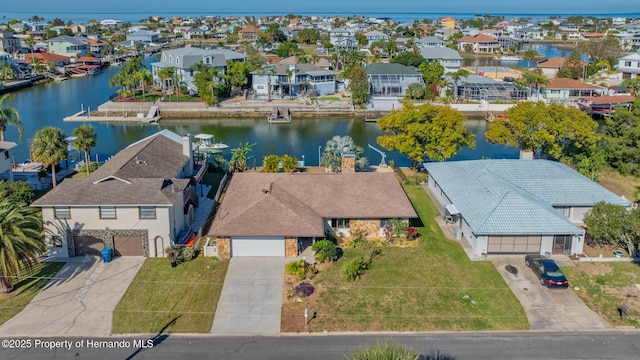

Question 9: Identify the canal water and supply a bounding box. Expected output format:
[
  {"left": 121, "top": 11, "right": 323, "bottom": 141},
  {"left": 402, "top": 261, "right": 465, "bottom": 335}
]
[{"left": 5, "top": 57, "right": 521, "bottom": 168}]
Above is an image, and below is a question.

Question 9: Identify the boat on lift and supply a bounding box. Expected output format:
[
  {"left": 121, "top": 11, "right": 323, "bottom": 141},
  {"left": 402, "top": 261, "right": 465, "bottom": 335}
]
[{"left": 194, "top": 133, "right": 229, "bottom": 154}]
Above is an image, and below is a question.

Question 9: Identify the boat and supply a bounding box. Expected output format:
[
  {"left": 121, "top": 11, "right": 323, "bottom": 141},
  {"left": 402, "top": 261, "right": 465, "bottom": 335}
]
[
  {"left": 194, "top": 133, "right": 229, "bottom": 154},
  {"left": 498, "top": 55, "right": 523, "bottom": 62}
]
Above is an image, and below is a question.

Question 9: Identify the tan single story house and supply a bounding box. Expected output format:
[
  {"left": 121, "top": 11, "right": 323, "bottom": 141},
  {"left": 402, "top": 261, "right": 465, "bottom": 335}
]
[{"left": 208, "top": 171, "right": 418, "bottom": 258}]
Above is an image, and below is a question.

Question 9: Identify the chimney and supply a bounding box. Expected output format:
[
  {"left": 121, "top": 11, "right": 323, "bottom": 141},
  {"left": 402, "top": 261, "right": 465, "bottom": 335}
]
[
  {"left": 182, "top": 134, "right": 194, "bottom": 176},
  {"left": 341, "top": 154, "right": 356, "bottom": 173},
  {"left": 519, "top": 150, "right": 533, "bottom": 160}
]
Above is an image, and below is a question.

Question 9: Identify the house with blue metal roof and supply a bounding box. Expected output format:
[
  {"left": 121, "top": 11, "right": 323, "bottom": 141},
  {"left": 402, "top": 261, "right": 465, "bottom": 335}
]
[{"left": 425, "top": 159, "right": 630, "bottom": 256}]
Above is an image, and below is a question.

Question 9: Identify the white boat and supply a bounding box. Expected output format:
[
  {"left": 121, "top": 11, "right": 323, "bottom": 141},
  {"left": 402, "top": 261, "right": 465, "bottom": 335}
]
[
  {"left": 194, "top": 133, "right": 229, "bottom": 154},
  {"left": 499, "top": 55, "right": 523, "bottom": 62}
]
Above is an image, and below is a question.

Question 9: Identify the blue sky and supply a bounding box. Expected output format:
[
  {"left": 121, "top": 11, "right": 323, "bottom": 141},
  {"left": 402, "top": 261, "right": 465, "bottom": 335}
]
[{"left": 3, "top": 0, "right": 639, "bottom": 15}]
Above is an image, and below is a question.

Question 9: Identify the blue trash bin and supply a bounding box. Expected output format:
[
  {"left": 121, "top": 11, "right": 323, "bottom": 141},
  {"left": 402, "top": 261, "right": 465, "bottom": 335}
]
[{"left": 101, "top": 248, "right": 112, "bottom": 263}]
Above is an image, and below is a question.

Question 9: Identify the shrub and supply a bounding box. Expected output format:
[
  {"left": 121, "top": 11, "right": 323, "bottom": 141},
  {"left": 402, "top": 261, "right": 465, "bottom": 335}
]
[
  {"left": 349, "top": 341, "right": 420, "bottom": 360},
  {"left": 286, "top": 260, "right": 307, "bottom": 280},
  {"left": 182, "top": 247, "right": 196, "bottom": 261},
  {"left": 405, "top": 226, "right": 419, "bottom": 240},
  {"left": 361, "top": 242, "right": 381, "bottom": 266},
  {"left": 383, "top": 224, "right": 394, "bottom": 243},
  {"left": 294, "top": 282, "right": 314, "bottom": 298},
  {"left": 342, "top": 257, "right": 367, "bottom": 281},
  {"left": 350, "top": 229, "right": 367, "bottom": 247},
  {"left": 77, "top": 161, "right": 100, "bottom": 174},
  {"left": 312, "top": 239, "right": 337, "bottom": 263}
]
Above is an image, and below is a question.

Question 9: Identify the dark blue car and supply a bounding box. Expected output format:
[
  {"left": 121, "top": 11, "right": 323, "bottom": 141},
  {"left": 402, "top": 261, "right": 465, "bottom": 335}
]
[{"left": 525, "top": 255, "right": 569, "bottom": 288}]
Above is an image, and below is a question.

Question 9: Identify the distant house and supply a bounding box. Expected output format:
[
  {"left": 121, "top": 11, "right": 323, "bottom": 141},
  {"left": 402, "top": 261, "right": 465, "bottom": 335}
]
[
  {"left": 539, "top": 78, "right": 605, "bottom": 103},
  {"left": 513, "top": 27, "right": 546, "bottom": 41},
  {"left": 330, "top": 27, "right": 355, "bottom": 47},
  {"left": 617, "top": 52, "right": 640, "bottom": 78},
  {"left": 100, "top": 19, "right": 122, "bottom": 28},
  {"left": 414, "top": 36, "right": 446, "bottom": 48},
  {"left": 458, "top": 34, "right": 500, "bottom": 53},
  {"left": 536, "top": 57, "right": 586, "bottom": 78},
  {"left": 456, "top": 74, "right": 527, "bottom": 101},
  {"left": 362, "top": 30, "right": 389, "bottom": 43},
  {"left": 419, "top": 47, "right": 462, "bottom": 73},
  {"left": 251, "top": 63, "right": 337, "bottom": 97},
  {"left": 86, "top": 38, "right": 105, "bottom": 54},
  {"left": 333, "top": 36, "right": 359, "bottom": 51},
  {"left": 46, "top": 35, "right": 89, "bottom": 58},
  {"left": 0, "top": 141, "right": 16, "bottom": 182},
  {"left": 184, "top": 28, "right": 208, "bottom": 39},
  {"left": 208, "top": 172, "right": 417, "bottom": 258},
  {"left": 22, "top": 52, "right": 71, "bottom": 65},
  {"left": 238, "top": 25, "right": 259, "bottom": 42},
  {"left": 365, "top": 63, "right": 424, "bottom": 98},
  {"left": 434, "top": 28, "right": 457, "bottom": 41},
  {"left": 32, "top": 130, "right": 208, "bottom": 259},
  {"left": 126, "top": 30, "right": 160, "bottom": 43},
  {"left": 425, "top": 159, "right": 630, "bottom": 257},
  {"left": 151, "top": 47, "right": 246, "bottom": 94}
]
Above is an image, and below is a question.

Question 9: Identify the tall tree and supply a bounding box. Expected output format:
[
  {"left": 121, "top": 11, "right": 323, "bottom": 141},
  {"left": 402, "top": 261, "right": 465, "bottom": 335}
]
[
  {"left": 485, "top": 101, "right": 600, "bottom": 160},
  {"left": 584, "top": 202, "right": 640, "bottom": 257},
  {"left": 377, "top": 102, "right": 475, "bottom": 166},
  {"left": 604, "top": 98, "right": 640, "bottom": 176},
  {"left": 450, "top": 69, "right": 471, "bottom": 101},
  {"left": 0, "top": 198, "right": 45, "bottom": 293},
  {"left": 390, "top": 52, "right": 425, "bottom": 67},
  {"left": 0, "top": 93, "right": 23, "bottom": 142},
  {"left": 347, "top": 65, "right": 369, "bottom": 106},
  {"left": 520, "top": 69, "right": 549, "bottom": 100},
  {"left": 258, "top": 64, "right": 276, "bottom": 102},
  {"left": 72, "top": 124, "right": 97, "bottom": 176},
  {"left": 418, "top": 61, "right": 444, "bottom": 86},
  {"left": 24, "top": 36, "right": 36, "bottom": 67},
  {"left": 320, "top": 135, "right": 368, "bottom": 171},
  {"left": 522, "top": 49, "right": 537, "bottom": 69},
  {"left": 30, "top": 127, "right": 67, "bottom": 188}
]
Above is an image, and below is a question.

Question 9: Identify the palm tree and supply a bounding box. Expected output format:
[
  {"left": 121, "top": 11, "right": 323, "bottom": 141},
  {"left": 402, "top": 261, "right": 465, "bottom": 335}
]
[
  {"left": 0, "top": 94, "right": 22, "bottom": 142},
  {"left": 72, "top": 124, "right": 97, "bottom": 176},
  {"left": 286, "top": 68, "right": 294, "bottom": 99},
  {"left": 320, "top": 135, "right": 368, "bottom": 171},
  {"left": 24, "top": 36, "right": 36, "bottom": 67},
  {"left": 0, "top": 198, "right": 45, "bottom": 293},
  {"left": 521, "top": 69, "right": 549, "bottom": 101},
  {"left": 30, "top": 127, "right": 67, "bottom": 188},
  {"left": 134, "top": 68, "right": 153, "bottom": 101},
  {"left": 450, "top": 69, "right": 471, "bottom": 101},
  {"left": 230, "top": 142, "right": 256, "bottom": 172},
  {"left": 522, "top": 49, "right": 538, "bottom": 69},
  {"left": 258, "top": 64, "right": 276, "bottom": 101}
]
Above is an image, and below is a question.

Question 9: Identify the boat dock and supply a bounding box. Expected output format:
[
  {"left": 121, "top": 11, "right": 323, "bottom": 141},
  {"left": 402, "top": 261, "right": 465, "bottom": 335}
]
[
  {"left": 63, "top": 110, "right": 160, "bottom": 123},
  {"left": 267, "top": 107, "right": 292, "bottom": 124}
]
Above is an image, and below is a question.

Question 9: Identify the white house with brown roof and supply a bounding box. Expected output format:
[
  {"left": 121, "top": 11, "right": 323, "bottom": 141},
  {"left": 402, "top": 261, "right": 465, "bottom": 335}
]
[
  {"left": 458, "top": 34, "right": 500, "bottom": 53},
  {"left": 32, "top": 130, "right": 207, "bottom": 259},
  {"left": 209, "top": 172, "right": 417, "bottom": 258},
  {"left": 539, "top": 78, "right": 605, "bottom": 103}
]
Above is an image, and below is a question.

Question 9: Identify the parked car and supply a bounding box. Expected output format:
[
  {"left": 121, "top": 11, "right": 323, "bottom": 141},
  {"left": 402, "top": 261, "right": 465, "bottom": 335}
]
[{"left": 524, "top": 255, "right": 569, "bottom": 288}]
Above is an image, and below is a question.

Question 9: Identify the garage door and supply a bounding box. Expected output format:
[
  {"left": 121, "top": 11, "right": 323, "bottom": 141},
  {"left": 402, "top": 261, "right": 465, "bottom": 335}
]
[
  {"left": 74, "top": 236, "right": 104, "bottom": 256},
  {"left": 231, "top": 237, "right": 285, "bottom": 257},
  {"left": 487, "top": 235, "right": 541, "bottom": 254},
  {"left": 113, "top": 236, "right": 144, "bottom": 256}
]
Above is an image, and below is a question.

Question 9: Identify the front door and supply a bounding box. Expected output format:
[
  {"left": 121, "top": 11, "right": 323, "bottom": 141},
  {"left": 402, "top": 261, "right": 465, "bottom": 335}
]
[{"left": 553, "top": 235, "right": 572, "bottom": 254}]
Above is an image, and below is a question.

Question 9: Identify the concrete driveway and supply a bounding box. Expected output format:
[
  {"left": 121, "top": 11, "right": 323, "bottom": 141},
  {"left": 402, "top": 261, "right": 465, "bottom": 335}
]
[
  {"left": 0, "top": 256, "right": 144, "bottom": 337},
  {"left": 211, "top": 257, "right": 285, "bottom": 335},
  {"left": 490, "top": 256, "right": 610, "bottom": 331}
]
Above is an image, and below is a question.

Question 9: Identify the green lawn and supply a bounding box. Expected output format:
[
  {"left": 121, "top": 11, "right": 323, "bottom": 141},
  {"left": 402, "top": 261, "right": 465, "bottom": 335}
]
[
  {"left": 563, "top": 262, "right": 640, "bottom": 328},
  {"left": 282, "top": 170, "right": 528, "bottom": 332},
  {"left": 112, "top": 256, "right": 229, "bottom": 333},
  {"left": 162, "top": 95, "right": 201, "bottom": 102},
  {"left": 0, "top": 262, "right": 65, "bottom": 325}
]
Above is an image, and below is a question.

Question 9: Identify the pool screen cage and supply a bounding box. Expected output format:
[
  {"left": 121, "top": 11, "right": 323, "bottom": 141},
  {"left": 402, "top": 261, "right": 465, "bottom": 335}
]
[
  {"left": 369, "top": 74, "right": 422, "bottom": 97},
  {"left": 458, "top": 82, "right": 528, "bottom": 101}
]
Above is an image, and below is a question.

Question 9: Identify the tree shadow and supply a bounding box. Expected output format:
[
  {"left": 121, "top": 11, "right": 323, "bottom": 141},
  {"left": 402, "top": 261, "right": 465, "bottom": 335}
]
[
  {"left": 419, "top": 350, "right": 456, "bottom": 360},
  {"left": 124, "top": 316, "right": 179, "bottom": 360}
]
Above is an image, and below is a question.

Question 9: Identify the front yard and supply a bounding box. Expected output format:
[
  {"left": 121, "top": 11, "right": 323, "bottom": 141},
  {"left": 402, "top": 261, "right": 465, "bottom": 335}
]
[
  {"left": 281, "top": 170, "right": 528, "bottom": 332},
  {"left": 0, "top": 262, "right": 65, "bottom": 325},
  {"left": 563, "top": 262, "right": 640, "bottom": 328},
  {"left": 112, "top": 256, "right": 228, "bottom": 333}
]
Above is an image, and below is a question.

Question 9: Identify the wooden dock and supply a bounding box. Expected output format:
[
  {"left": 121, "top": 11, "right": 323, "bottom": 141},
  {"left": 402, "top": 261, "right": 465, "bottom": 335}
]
[{"left": 64, "top": 111, "right": 160, "bottom": 123}]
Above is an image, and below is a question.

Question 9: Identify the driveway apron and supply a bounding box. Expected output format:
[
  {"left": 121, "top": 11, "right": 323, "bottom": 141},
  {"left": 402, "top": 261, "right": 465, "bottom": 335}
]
[
  {"left": 211, "top": 257, "right": 284, "bottom": 335},
  {"left": 490, "top": 256, "right": 610, "bottom": 331},
  {"left": 0, "top": 256, "right": 144, "bottom": 337}
]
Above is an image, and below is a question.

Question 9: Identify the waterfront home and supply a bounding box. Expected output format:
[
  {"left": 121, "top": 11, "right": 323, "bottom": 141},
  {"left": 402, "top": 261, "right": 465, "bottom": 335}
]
[
  {"left": 365, "top": 63, "right": 424, "bottom": 98},
  {"left": 330, "top": 28, "right": 356, "bottom": 47},
  {"left": 434, "top": 28, "right": 457, "bottom": 41},
  {"left": 617, "top": 52, "right": 640, "bottom": 78},
  {"left": 126, "top": 30, "right": 160, "bottom": 43},
  {"left": 458, "top": 34, "right": 500, "bottom": 53},
  {"left": 251, "top": 63, "right": 337, "bottom": 97},
  {"left": 419, "top": 47, "right": 462, "bottom": 73},
  {"left": 425, "top": 159, "right": 629, "bottom": 257},
  {"left": 208, "top": 170, "right": 417, "bottom": 258},
  {"left": 456, "top": 74, "right": 527, "bottom": 101},
  {"left": 536, "top": 57, "right": 586, "bottom": 78},
  {"left": 238, "top": 25, "right": 259, "bottom": 42},
  {"left": 414, "top": 36, "right": 446, "bottom": 48},
  {"left": 0, "top": 32, "right": 21, "bottom": 54},
  {"left": 151, "top": 47, "right": 246, "bottom": 94},
  {"left": 32, "top": 130, "right": 207, "bottom": 259},
  {"left": 363, "top": 30, "right": 390, "bottom": 43},
  {"left": 539, "top": 78, "right": 605, "bottom": 103},
  {"left": 0, "top": 141, "right": 16, "bottom": 182},
  {"left": 86, "top": 38, "right": 105, "bottom": 54},
  {"left": 46, "top": 36, "right": 89, "bottom": 58}
]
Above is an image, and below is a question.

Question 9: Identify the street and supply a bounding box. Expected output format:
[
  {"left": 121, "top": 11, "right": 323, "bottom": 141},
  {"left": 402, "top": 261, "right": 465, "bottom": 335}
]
[{"left": 1, "top": 332, "right": 639, "bottom": 359}]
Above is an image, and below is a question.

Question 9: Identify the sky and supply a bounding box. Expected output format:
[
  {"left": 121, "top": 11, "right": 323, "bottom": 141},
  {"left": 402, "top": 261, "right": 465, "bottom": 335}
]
[{"left": 2, "top": 0, "right": 639, "bottom": 15}]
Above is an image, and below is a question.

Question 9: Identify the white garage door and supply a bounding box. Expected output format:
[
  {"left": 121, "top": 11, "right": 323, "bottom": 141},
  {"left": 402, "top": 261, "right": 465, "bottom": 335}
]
[{"left": 231, "top": 237, "right": 285, "bottom": 257}]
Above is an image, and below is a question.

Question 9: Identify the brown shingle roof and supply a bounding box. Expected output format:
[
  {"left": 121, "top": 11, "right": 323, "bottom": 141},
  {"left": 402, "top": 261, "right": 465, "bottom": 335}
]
[
  {"left": 541, "top": 78, "right": 602, "bottom": 90},
  {"left": 537, "top": 57, "right": 586, "bottom": 68},
  {"left": 238, "top": 25, "right": 259, "bottom": 33},
  {"left": 459, "top": 34, "right": 497, "bottom": 43},
  {"left": 209, "top": 172, "right": 418, "bottom": 237},
  {"left": 580, "top": 95, "right": 636, "bottom": 105}
]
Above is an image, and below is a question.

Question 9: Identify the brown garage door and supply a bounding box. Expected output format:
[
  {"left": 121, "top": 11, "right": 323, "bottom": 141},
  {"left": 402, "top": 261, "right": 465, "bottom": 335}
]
[
  {"left": 487, "top": 235, "right": 541, "bottom": 254},
  {"left": 74, "top": 236, "right": 104, "bottom": 256},
  {"left": 113, "top": 236, "right": 144, "bottom": 256}
]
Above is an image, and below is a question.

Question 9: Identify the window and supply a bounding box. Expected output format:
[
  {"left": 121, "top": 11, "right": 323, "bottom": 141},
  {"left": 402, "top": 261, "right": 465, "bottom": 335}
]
[
  {"left": 54, "top": 207, "right": 71, "bottom": 219},
  {"left": 139, "top": 206, "right": 156, "bottom": 219},
  {"left": 100, "top": 206, "right": 116, "bottom": 219},
  {"left": 332, "top": 218, "right": 350, "bottom": 228}
]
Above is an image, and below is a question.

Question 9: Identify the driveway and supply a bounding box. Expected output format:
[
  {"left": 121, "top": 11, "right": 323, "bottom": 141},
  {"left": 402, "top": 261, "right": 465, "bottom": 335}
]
[
  {"left": 490, "top": 256, "right": 610, "bottom": 331},
  {"left": 211, "top": 257, "right": 285, "bottom": 335},
  {"left": 0, "top": 256, "right": 144, "bottom": 337}
]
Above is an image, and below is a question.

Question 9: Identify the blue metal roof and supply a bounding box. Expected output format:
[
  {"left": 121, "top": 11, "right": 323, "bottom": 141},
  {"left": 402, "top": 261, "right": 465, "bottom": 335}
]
[{"left": 425, "top": 159, "right": 630, "bottom": 236}]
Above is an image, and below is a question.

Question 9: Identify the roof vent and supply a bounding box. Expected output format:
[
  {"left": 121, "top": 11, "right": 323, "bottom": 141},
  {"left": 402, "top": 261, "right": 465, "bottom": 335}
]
[{"left": 261, "top": 188, "right": 269, "bottom": 194}]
